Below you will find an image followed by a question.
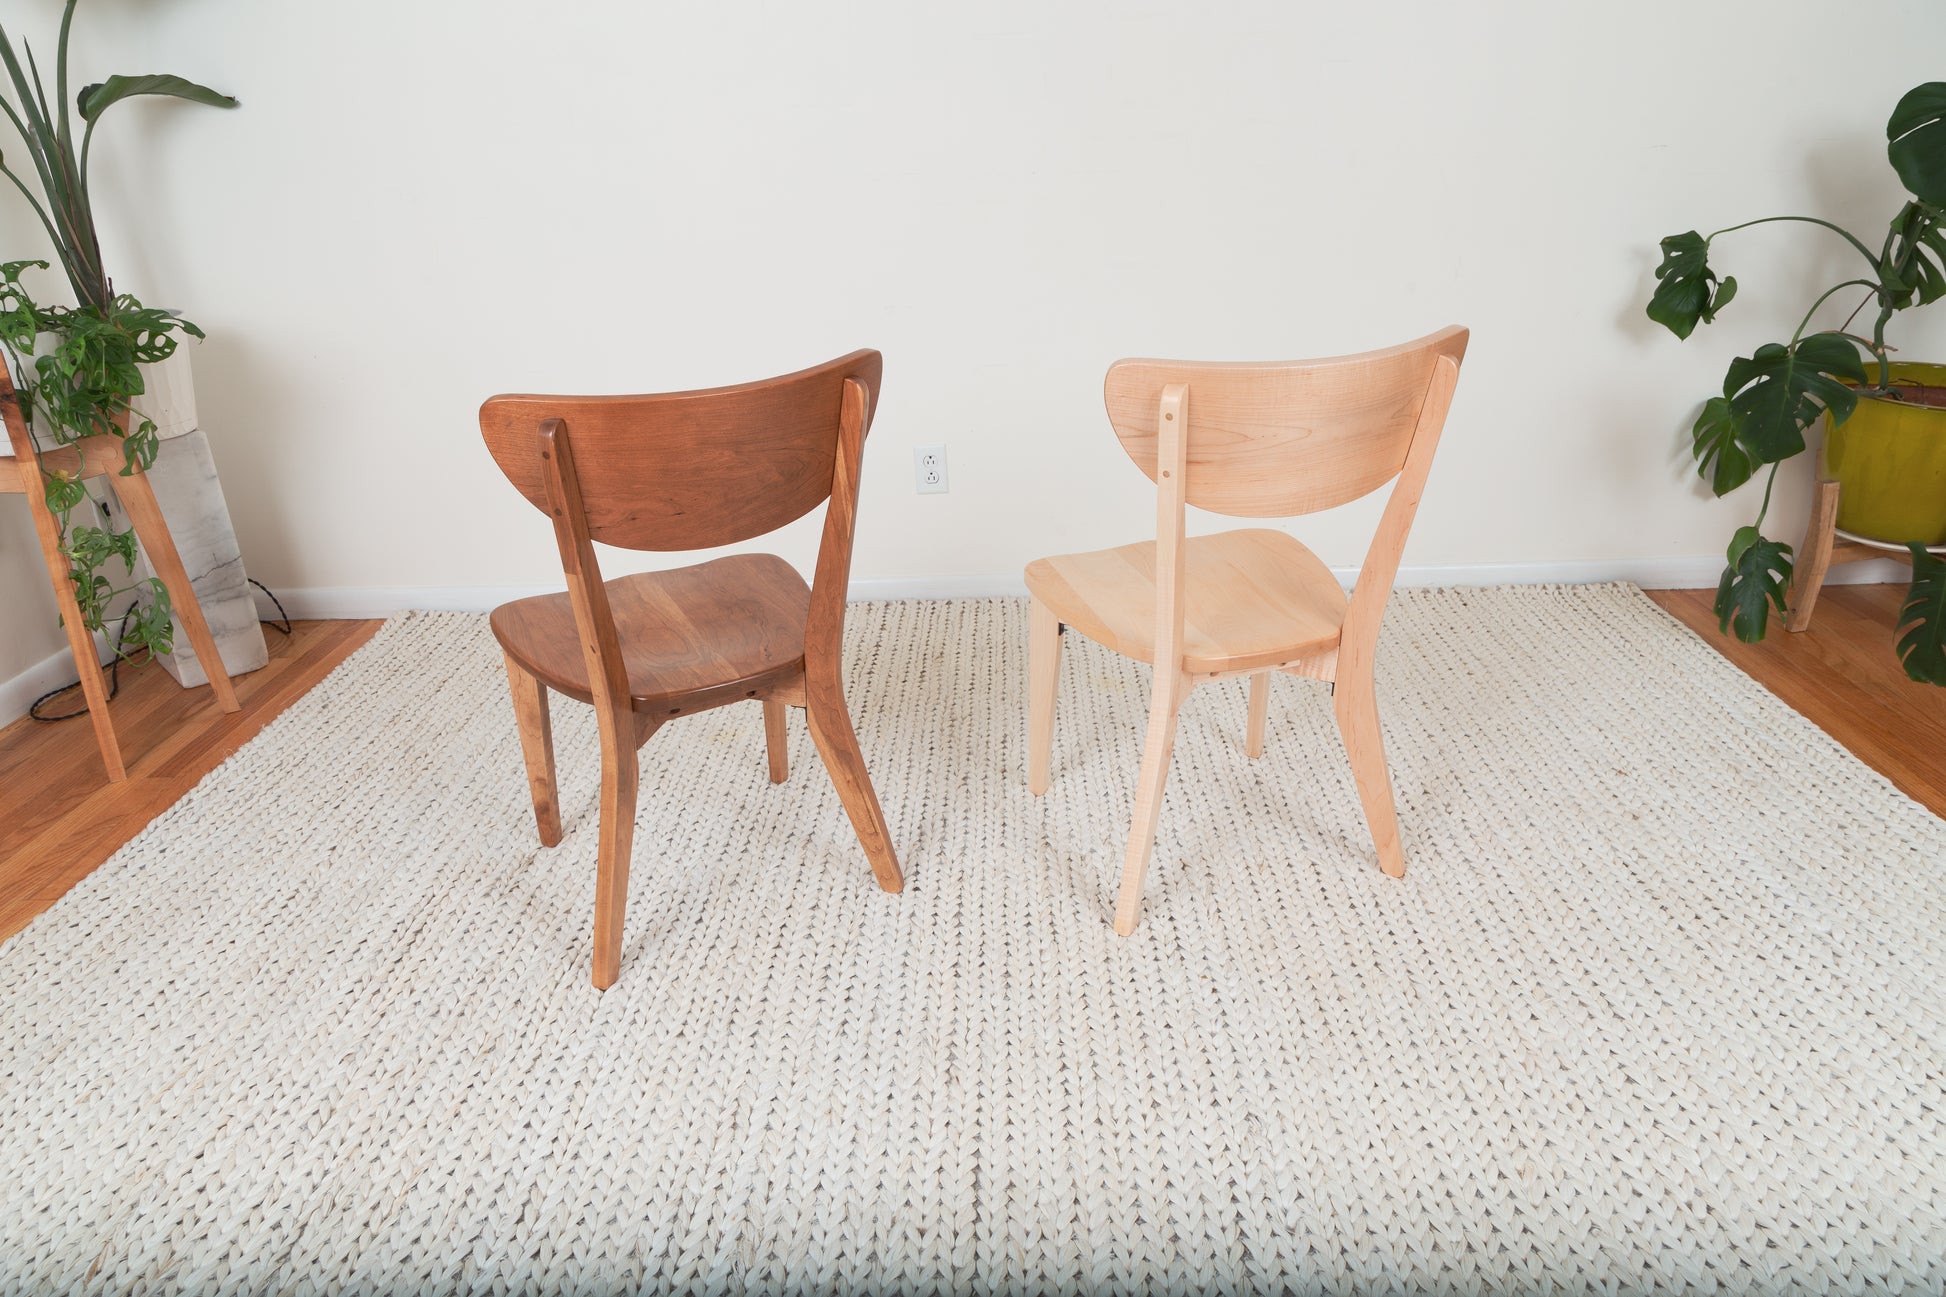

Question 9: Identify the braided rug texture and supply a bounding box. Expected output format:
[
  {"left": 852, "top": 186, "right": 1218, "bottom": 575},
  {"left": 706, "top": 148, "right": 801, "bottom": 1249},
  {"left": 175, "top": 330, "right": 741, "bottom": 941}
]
[{"left": 1, "top": 586, "right": 1943, "bottom": 1295}]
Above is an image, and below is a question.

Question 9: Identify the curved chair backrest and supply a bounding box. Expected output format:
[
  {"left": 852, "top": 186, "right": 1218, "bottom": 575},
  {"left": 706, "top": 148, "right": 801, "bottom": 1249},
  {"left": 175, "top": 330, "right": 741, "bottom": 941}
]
[
  {"left": 480, "top": 349, "right": 884, "bottom": 551},
  {"left": 1104, "top": 326, "right": 1468, "bottom": 518}
]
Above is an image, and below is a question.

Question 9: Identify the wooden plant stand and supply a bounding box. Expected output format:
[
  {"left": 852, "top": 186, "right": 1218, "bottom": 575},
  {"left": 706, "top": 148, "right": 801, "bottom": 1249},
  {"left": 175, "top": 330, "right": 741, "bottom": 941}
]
[
  {"left": 1789, "top": 476, "right": 1946, "bottom": 631},
  {"left": 0, "top": 369, "right": 239, "bottom": 781}
]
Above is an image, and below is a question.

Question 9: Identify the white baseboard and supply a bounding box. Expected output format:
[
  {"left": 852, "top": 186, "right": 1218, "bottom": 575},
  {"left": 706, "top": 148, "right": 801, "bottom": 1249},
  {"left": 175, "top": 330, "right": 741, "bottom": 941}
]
[
  {"left": 0, "top": 556, "right": 1914, "bottom": 725},
  {"left": 266, "top": 555, "right": 1912, "bottom": 620}
]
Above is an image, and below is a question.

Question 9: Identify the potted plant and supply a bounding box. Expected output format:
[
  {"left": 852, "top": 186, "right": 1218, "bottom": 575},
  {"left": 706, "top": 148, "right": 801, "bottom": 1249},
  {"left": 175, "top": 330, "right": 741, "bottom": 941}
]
[
  {"left": 1647, "top": 81, "right": 1946, "bottom": 685},
  {"left": 0, "top": 0, "right": 262, "bottom": 683}
]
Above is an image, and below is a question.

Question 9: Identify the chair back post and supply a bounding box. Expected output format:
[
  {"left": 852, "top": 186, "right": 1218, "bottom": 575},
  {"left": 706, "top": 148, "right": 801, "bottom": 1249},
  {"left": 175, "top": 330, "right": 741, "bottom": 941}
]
[
  {"left": 1336, "top": 352, "right": 1462, "bottom": 681},
  {"left": 1152, "top": 383, "right": 1190, "bottom": 673},
  {"left": 805, "top": 377, "right": 873, "bottom": 681},
  {"left": 536, "top": 418, "right": 630, "bottom": 723}
]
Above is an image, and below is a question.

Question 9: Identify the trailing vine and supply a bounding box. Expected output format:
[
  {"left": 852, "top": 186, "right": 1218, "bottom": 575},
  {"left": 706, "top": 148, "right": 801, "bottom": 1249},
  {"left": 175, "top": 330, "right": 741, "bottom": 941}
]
[{"left": 0, "top": 260, "right": 200, "bottom": 658}]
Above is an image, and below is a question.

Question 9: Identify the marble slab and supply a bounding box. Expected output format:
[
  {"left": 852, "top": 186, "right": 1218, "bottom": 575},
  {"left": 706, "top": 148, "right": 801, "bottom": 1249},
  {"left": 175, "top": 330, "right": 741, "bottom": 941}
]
[
  {"left": 128, "top": 427, "right": 269, "bottom": 688},
  {"left": 127, "top": 350, "right": 267, "bottom": 689}
]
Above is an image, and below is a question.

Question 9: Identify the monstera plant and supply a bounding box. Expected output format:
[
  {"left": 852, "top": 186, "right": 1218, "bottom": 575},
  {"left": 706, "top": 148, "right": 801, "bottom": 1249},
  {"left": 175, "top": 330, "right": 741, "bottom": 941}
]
[
  {"left": 0, "top": 0, "right": 235, "bottom": 662},
  {"left": 1648, "top": 81, "right": 1946, "bottom": 684}
]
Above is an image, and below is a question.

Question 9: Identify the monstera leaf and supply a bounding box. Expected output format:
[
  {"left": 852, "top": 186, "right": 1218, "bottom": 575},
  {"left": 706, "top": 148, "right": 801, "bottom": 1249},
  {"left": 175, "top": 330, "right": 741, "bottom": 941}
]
[
  {"left": 78, "top": 74, "right": 236, "bottom": 122},
  {"left": 1721, "top": 334, "right": 1867, "bottom": 464},
  {"left": 1881, "top": 201, "right": 1946, "bottom": 309},
  {"left": 1690, "top": 396, "right": 1756, "bottom": 495},
  {"left": 0, "top": 258, "right": 45, "bottom": 353},
  {"left": 1714, "top": 525, "right": 1793, "bottom": 643},
  {"left": 1888, "top": 82, "right": 1946, "bottom": 207},
  {"left": 1897, "top": 543, "right": 1946, "bottom": 684},
  {"left": 1648, "top": 231, "right": 1737, "bottom": 339}
]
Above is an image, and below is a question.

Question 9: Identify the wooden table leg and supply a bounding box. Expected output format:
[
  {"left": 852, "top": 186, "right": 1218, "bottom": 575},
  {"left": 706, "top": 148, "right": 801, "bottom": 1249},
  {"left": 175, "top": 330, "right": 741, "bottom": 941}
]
[{"left": 1789, "top": 478, "right": 1841, "bottom": 633}]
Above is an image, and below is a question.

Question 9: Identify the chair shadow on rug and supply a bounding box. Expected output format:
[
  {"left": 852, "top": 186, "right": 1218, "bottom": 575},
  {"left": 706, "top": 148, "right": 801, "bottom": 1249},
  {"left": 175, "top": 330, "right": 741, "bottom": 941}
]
[
  {"left": 1025, "top": 327, "right": 1467, "bottom": 934},
  {"left": 479, "top": 350, "right": 903, "bottom": 989}
]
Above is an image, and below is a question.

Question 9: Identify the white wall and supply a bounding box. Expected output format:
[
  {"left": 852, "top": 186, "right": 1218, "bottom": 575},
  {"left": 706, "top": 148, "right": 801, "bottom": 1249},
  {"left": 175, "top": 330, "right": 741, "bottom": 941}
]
[{"left": 5, "top": 0, "right": 1943, "bottom": 685}]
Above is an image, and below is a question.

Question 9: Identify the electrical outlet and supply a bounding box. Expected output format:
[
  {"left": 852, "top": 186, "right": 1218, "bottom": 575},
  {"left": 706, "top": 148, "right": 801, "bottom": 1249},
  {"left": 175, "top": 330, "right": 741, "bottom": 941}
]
[{"left": 914, "top": 445, "right": 948, "bottom": 494}]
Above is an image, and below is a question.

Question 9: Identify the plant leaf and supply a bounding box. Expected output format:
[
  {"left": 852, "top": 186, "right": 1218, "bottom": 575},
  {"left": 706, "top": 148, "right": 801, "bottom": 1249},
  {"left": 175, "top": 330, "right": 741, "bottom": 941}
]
[
  {"left": 1713, "top": 525, "right": 1793, "bottom": 643},
  {"left": 1882, "top": 200, "right": 1946, "bottom": 309},
  {"left": 1690, "top": 395, "right": 1755, "bottom": 495},
  {"left": 1897, "top": 542, "right": 1946, "bottom": 684},
  {"left": 1721, "top": 333, "right": 1867, "bottom": 464},
  {"left": 41, "top": 470, "right": 84, "bottom": 513},
  {"left": 78, "top": 73, "right": 236, "bottom": 121},
  {"left": 1648, "top": 231, "right": 1735, "bottom": 340},
  {"left": 1888, "top": 82, "right": 1946, "bottom": 207}
]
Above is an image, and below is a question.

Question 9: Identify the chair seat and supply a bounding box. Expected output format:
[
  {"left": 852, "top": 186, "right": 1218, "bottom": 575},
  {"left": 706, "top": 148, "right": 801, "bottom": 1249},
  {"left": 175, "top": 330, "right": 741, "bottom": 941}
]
[
  {"left": 1024, "top": 528, "right": 1347, "bottom": 676},
  {"left": 490, "top": 554, "right": 810, "bottom": 715}
]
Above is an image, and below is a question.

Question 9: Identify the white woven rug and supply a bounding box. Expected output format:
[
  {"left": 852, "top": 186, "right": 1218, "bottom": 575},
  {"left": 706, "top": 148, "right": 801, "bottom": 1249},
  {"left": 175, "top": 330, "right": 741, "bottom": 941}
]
[{"left": 2, "top": 587, "right": 1943, "bottom": 1295}]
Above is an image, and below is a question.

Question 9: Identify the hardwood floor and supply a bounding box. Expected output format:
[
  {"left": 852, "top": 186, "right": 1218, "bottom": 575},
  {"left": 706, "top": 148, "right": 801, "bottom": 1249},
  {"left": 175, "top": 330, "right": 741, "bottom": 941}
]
[
  {"left": 0, "top": 584, "right": 1940, "bottom": 945},
  {"left": 0, "top": 619, "right": 381, "bottom": 941},
  {"left": 1646, "top": 582, "right": 1946, "bottom": 817}
]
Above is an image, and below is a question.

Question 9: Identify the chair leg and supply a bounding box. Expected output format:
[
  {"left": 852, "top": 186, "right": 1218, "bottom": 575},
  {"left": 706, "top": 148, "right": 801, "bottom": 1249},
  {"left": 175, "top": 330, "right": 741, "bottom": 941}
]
[
  {"left": 1245, "top": 671, "right": 1270, "bottom": 759},
  {"left": 1027, "top": 597, "right": 1062, "bottom": 794},
  {"left": 1334, "top": 669, "right": 1405, "bottom": 878},
  {"left": 502, "top": 650, "right": 561, "bottom": 847},
  {"left": 1112, "top": 670, "right": 1190, "bottom": 936},
  {"left": 763, "top": 699, "right": 789, "bottom": 784},
  {"left": 111, "top": 467, "right": 241, "bottom": 713},
  {"left": 1788, "top": 477, "right": 1841, "bottom": 633},
  {"left": 805, "top": 673, "right": 903, "bottom": 893},
  {"left": 590, "top": 712, "right": 641, "bottom": 990}
]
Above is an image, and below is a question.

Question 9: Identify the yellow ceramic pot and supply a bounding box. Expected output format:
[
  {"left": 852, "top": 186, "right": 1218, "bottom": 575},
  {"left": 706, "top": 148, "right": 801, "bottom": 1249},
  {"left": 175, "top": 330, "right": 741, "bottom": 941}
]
[{"left": 1823, "top": 361, "right": 1946, "bottom": 545}]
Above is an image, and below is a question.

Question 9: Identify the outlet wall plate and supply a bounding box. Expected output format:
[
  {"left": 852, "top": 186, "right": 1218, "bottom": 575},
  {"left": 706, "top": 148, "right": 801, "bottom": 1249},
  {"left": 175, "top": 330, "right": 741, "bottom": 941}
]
[{"left": 914, "top": 445, "right": 948, "bottom": 494}]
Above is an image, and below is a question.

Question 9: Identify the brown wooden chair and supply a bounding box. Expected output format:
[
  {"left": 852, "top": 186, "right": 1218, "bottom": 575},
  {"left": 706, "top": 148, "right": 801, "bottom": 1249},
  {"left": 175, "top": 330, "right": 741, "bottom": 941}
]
[
  {"left": 480, "top": 349, "right": 903, "bottom": 989},
  {"left": 1025, "top": 327, "right": 1467, "bottom": 933},
  {"left": 0, "top": 367, "right": 240, "bottom": 782}
]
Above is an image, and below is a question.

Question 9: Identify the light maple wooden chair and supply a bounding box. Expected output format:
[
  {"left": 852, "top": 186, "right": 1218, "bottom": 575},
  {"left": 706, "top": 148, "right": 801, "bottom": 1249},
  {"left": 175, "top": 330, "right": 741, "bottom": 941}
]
[
  {"left": 480, "top": 349, "right": 903, "bottom": 989},
  {"left": 0, "top": 366, "right": 240, "bottom": 782},
  {"left": 1025, "top": 326, "right": 1467, "bottom": 934}
]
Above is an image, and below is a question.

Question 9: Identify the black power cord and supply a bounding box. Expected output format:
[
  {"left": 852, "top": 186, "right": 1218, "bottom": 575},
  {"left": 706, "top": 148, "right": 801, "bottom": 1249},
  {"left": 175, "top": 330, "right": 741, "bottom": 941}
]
[
  {"left": 29, "top": 607, "right": 140, "bottom": 721},
  {"left": 27, "top": 578, "right": 293, "bottom": 723},
  {"left": 253, "top": 578, "right": 292, "bottom": 636}
]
